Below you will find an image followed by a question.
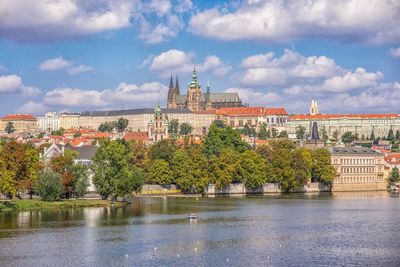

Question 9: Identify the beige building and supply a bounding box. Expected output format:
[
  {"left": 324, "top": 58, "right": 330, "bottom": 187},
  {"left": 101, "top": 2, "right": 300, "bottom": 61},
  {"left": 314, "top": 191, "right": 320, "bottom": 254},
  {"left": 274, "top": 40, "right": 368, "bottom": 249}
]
[
  {"left": 286, "top": 99, "right": 400, "bottom": 139},
  {"left": 0, "top": 114, "right": 37, "bottom": 132},
  {"left": 330, "top": 147, "right": 386, "bottom": 191},
  {"left": 60, "top": 113, "right": 80, "bottom": 130}
]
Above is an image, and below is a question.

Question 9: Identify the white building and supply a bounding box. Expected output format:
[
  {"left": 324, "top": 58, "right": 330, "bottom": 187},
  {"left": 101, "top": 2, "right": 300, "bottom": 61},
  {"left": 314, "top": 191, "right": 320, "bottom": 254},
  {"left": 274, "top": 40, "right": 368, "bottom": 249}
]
[{"left": 37, "top": 112, "right": 60, "bottom": 132}]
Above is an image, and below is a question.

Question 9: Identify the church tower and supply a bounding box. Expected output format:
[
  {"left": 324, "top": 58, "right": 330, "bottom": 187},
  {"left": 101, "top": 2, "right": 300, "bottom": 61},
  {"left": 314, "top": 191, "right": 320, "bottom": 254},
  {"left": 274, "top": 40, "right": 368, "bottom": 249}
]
[
  {"left": 167, "top": 75, "right": 176, "bottom": 109},
  {"left": 175, "top": 76, "right": 180, "bottom": 95},
  {"left": 310, "top": 98, "right": 319, "bottom": 116},
  {"left": 187, "top": 67, "right": 202, "bottom": 111}
]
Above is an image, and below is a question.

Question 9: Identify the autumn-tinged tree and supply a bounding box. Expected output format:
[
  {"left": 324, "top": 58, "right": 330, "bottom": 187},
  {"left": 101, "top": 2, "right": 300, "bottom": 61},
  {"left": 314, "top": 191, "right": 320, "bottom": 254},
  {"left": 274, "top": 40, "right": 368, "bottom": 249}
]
[
  {"left": 209, "top": 149, "right": 239, "bottom": 190},
  {"left": 0, "top": 148, "right": 16, "bottom": 197},
  {"left": 185, "top": 144, "right": 211, "bottom": 192},
  {"left": 171, "top": 149, "right": 194, "bottom": 192}
]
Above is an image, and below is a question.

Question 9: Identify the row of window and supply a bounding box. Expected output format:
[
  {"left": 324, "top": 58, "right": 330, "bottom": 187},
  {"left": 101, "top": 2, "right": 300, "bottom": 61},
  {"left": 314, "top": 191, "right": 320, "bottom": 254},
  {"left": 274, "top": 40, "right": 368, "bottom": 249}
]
[
  {"left": 340, "top": 158, "right": 375, "bottom": 165},
  {"left": 337, "top": 176, "right": 384, "bottom": 183},
  {"left": 341, "top": 167, "right": 375, "bottom": 173}
]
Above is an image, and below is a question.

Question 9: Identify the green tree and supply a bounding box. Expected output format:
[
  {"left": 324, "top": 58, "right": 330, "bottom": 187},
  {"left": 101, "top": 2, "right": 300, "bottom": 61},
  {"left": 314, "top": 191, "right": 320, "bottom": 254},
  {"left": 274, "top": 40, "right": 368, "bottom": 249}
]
[
  {"left": 128, "top": 140, "right": 149, "bottom": 169},
  {"left": 185, "top": 145, "right": 211, "bottom": 193},
  {"left": 73, "top": 132, "right": 82, "bottom": 138},
  {"left": 270, "top": 148, "right": 296, "bottom": 192},
  {"left": 271, "top": 127, "right": 278, "bottom": 138},
  {"left": 212, "top": 120, "right": 226, "bottom": 128},
  {"left": 98, "top": 122, "right": 115, "bottom": 132},
  {"left": 179, "top": 122, "right": 193, "bottom": 135},
  {"left": 0, "top": 149, "right": 16, "bottom": 197},
  {"left": 237, "top": 150, "right": 266, "bottom": 189},
  {"left": 388, "top": 167, "right": 400, "bottom": 185},
  {"left": 332, "top": 130, "right": 339, "bottom": 141},
  {"left": 51, "top": 127, "right": 65, "bottom": 136},
  {"left": 370, "top": 131, "right": 376, "bottom": 141},
  {"left": 320, "top": 126, "right": 329, "bottom": 145},
  {"left": 5, "top": 122, "right": 15, "bottom": 134},
  {"left": 203, "top": 124, "right": 248, "bottom": 156},
  {"left": 69, "top": 163, "right": 89, "bottom": 198},
  {"left": 296, "top": 126, "right": 306, "bottom": 139},
  {"left": 361, "top": 134, "right": 366, "bottom": 141},
  {"left": 270, "top": 139, "right": 296, "bottom": 151},
  {"left": 168, "top": 119, "right": 179, "bottom": 135},
  {"left": 312, "top": 148, "right": 336, "bottom": 184},
  {"left": 209, "top": 149, "right": 239, "bottom": 190},
  {"left": 149, "top": 159, "right": 174, "bottom": 186},
  {"left": 292, "top": 149, "right": 312, "bottom": 188},
  {"left": 258, "top": 123, "right": 268, "bottom": 140},
  {"left": 115, "top": 117, "right": 129, "bottom": 133},
  {"left": 149, "top": 139, "right": 177, "bottom": 163},
  {"left": 278, "top": 130, "right": 288, "bottom": 138},
  {"left": 93, "top": 140, "right": 144, "bottom": 200},
  {"left": 171, "top": 149, "right": 194, "bottom": 192},
  {"left": 396, "top": 130, "right": 400, "bottom": 141},
  {"left": 341, "top": 131, "right": 355, "bottom": 144},
  {"left": 34, "top": 169, "right": 64, "bottom": 201},
  {"left": 388, "top": 128, "right": 395, "bottom": 142}
]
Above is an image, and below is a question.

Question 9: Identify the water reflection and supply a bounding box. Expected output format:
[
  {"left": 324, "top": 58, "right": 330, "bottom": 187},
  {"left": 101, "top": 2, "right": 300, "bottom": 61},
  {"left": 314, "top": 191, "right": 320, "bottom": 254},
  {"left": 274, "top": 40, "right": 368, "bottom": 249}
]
[{"left": 0, "top": 193, "right": 399, "bottom": 266}]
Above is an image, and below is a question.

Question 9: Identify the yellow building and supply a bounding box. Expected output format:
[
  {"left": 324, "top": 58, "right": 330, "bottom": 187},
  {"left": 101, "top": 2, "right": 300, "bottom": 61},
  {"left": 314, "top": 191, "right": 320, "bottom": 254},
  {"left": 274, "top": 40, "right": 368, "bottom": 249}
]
[
  {"left": 330, "top": 147, "right": 386, "bottom": 191},
  {"left": 59, "top": 113, "right": 80, "bottom": 129},
  {"left": 0, "top": 114, "right": 37, "bottom": 133}
]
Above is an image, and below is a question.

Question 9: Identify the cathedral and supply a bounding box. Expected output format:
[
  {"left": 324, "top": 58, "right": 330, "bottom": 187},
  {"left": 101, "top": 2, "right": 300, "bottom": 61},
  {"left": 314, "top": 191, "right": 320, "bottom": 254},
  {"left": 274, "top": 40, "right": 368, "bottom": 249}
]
[{"left": 167, "top": 68, "right": 243, "bottom": 111}]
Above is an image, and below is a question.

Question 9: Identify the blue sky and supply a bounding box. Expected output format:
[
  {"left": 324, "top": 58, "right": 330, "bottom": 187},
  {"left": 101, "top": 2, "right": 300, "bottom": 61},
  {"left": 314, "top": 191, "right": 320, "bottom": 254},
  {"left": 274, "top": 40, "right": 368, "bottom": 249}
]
[{"left": 0, "top": 0, "right": 399, "bottom": 115}]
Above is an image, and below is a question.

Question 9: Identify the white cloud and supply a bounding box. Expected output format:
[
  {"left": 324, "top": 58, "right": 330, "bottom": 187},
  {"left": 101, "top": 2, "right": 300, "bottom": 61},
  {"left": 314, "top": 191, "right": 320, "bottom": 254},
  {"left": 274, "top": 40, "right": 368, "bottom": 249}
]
[
  {"left": 389, "top": 47, "right": 400, "bottom": 58},
  {"left": 189, "top": 0, "right": 400, "bottom": 44},
  {"left": 39, "top": 57, "right": 72, "bottom": 71},
  {"left": 0, "top": 75, "right": 22, "bottom": 93},
  {"left": 0, "top": 0, "right": 132, "bottom": 41},
  {"left": 39, "top": 57, "right": 92, "bottom": 75},
  {"left": 0, "top": 74, "right": 40, "bottom": 96},
  {"left": 148, "top": 49, "right": 231, "bottom": 77},
  {"left": 41, "top": 81, "right": 167, "bottom": 110},
  {"left": 16, "top": 101, "right": 49, "bottom": 115},
  {"left": 131, "top": 0, "right": 191, "bottom": 44}
]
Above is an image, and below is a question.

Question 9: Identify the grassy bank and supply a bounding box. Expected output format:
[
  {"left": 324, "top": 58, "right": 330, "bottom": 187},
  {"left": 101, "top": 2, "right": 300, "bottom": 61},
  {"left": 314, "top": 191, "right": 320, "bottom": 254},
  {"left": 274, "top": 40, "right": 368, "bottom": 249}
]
[{"left": 0, "top": 199, "right": 125, "bottom": 212}]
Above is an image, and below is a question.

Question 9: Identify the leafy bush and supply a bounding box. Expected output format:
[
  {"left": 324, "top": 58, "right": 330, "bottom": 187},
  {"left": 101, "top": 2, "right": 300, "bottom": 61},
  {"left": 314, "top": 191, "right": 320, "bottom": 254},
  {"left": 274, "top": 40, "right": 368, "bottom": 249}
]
[{"left": 34, "top": 169, "right": 64, "bottom": 201}]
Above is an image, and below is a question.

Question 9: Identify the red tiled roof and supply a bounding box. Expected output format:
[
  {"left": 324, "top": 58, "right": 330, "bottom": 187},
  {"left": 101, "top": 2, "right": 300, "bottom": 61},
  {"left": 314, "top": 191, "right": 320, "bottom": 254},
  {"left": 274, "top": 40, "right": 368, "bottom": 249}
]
[
  {"left": 216, "top": 107, "right": 288, "bottom": 116},
  {"left": 194, "top": 109, "right": 217, "bottom": 115},
  {"left": 1, "top": 114, "right": 36, "bottom": 120},
  {"left": 290, "top": 113, "right": 400, "bottom": 120},
  {"left": 384, "top": 153, "right": 400, "bottom": 165},
  {"left": 123, "top": 132, "right": 148, "bottom": 142}
]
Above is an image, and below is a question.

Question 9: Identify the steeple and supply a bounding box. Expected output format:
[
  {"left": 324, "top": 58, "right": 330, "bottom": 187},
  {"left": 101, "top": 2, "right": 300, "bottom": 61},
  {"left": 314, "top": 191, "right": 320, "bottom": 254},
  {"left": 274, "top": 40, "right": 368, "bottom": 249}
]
[
  {"left": 175, "top": 76, "right": 180, "bottom": 95},
  {"left": 205, "top": 79, "right": 212, "bottom": 110},
  {"left": 190, "top": 66, "right": 199, "bottom": 88},
  {"left": 310, "top": 97, "right": 319, "bottom": 116},
  {"left": 169, "top": 74, "right": 174, "bottom": 90},
  {"left": 206, "top": 79, "right": 210, "bottom": 94}
]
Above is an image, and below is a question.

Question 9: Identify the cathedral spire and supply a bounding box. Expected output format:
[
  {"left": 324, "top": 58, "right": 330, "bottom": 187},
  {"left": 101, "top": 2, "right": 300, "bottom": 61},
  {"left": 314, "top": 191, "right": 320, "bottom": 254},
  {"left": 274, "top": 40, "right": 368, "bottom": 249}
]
[
  {"left": 175, "top": 76, "right": 180, "bottom": 95},
  {"left": 206, "top": 79, "right": 210, "bottom": 94},
  {"left": 169, "top": 74, "right": 174, "bottom": 89}
]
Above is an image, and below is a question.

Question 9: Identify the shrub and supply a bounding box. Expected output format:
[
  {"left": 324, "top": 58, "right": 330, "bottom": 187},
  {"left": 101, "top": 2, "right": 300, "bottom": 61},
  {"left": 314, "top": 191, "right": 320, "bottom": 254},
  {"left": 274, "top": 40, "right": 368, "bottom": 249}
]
[{"left": 34, "top": 169, "right": 64, "bottom": 201}]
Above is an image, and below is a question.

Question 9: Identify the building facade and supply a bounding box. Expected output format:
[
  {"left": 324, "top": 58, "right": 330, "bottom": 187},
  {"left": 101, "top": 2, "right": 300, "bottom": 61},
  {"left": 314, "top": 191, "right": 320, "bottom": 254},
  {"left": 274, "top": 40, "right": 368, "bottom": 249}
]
[
  {"left": 0, "top": 114, "right": 38, "bottom": 132},
  {"left": 37, "top": 112, "right": 60, "bottom": 132},
  {"left": 330, "top": 147, "right": 386, "bottom": 191},
  {"left": 286, "top": 99, "right": 400, "bottom": 139},
  {"left": 60, "top": 113, "right": 80, "bottom": 130},
  {"left": 148, "top": 105, "right": 169, "bottom": 142},
  {"left": 167, "top": 68, "right": 243, "bottom": 111}
]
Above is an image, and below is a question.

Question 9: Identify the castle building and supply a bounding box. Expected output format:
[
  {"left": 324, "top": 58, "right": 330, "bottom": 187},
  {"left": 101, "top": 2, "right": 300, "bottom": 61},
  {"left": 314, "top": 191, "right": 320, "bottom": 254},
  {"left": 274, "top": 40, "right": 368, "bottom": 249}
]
[{"left": 167, "top": 68, "right": 243, "bottom": 112}]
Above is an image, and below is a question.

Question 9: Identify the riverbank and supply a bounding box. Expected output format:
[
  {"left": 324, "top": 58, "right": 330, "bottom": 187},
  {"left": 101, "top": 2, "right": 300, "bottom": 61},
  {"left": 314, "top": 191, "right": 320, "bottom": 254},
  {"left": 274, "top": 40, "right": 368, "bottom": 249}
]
[{"left": 0, "top": 199, "right": 125, "bottom": 212}]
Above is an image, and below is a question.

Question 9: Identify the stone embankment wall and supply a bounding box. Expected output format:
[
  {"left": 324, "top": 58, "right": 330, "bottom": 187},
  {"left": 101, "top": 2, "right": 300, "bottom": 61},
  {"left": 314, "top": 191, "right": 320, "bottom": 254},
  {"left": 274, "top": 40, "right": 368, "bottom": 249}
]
[
  {"left": 139, "top": 184, "right": 180, "bottom": 195},
  {"left": 204, "top": 182, "right": 331, "bottom": 195},
  {"left": 332, "top": 182, "right": 387, "bottom": 192}
]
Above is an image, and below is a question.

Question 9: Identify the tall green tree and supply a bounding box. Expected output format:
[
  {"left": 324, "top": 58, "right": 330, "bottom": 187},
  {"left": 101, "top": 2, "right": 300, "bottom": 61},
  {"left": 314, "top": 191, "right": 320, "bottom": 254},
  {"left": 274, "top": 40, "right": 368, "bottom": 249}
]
[
  {"left": 212, "top": 120, "right": 226, "bottom": 128},
  {"left": 271, "top": 128, "right": 278, "bottom": 138},
  {"left": 388, "top": 167, "right": 400, "bottom": 185},
  {"left": 5, "top": 122, "right": 15, "bottom": 134},
  {"left": 168, "top": 119, "right": 179, "bottom": 135},
  {"left": 203, "top": 124, "right": 248, "bottom": 156},
  {"left": 179, "top": 123, "right": 193, "bottom": 135},
  {"left": 278, "top": 130, "right": 288, "bottom": 138},
  {"left": 332, "top": 130, "right": 339, "bottom": 141},
  {"left": 388, "top": 128, "right": 395, "bottom": 142},
  {"left": 312, "top": 148, "right": 336, "bottom": 184},
  {"left": 69, "top": 163, "right": 89, "bottom": 198},
  {"left": 270, "top": 148, "right": 296, "bottom": 192},
  {"left": 258, "top": 123, "right": 268, "bottom": 140},
  {"left": 370, "top": 131, "right": 376, "bottom": 141},
  {"left": 115, "top": 117, "right": 129, "bottom": 133},
  {"left": 237, "top": 150, "right": 266, "bottom": 189},
  {"left": 341, "top": 131, "right": 355, "bottom": 144},
  {"left": 292, "top": 149, "right": 311, "bottom": 188},
  {"left": 98, "top": 122, "right": 115, "bottom": 132},
  {"left": 209, "top": 149, "right": 239, "bottom": 190},
  {"left": 34, "top": 169, "right": 64, "bottom": 201},
  {"left": 149, "top": 139, "right": 177, "bottom": 163},
  {"left": 93, "top": 140, "right": 144, "bottom": 200},
  {"left": 171, "top": 149, "right": 194, "bottom": 192},
  {"left": 296, "top": 126, "right": 306, "bottom": 139},
  {"left": 185, "top": 145, "right": 211, "bottom": 193},
  {"left": 149, "top": 159, "right": 174, "bottom": 186},
  {"left": 0, "top": 148, "right": 16, "bottom": 197},
  {"left": 396, "top": 130, "right": 400, "bottom": 141},
  {"left": 320, "top": 126, "right": 329, "bottom": 145}
]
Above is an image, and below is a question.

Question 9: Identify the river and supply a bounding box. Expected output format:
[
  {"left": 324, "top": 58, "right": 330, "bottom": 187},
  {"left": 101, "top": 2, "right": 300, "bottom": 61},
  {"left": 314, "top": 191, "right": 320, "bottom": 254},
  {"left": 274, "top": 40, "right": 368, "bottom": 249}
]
[{"left": 0, "top": 192, "right": 399, "bottom": 266}]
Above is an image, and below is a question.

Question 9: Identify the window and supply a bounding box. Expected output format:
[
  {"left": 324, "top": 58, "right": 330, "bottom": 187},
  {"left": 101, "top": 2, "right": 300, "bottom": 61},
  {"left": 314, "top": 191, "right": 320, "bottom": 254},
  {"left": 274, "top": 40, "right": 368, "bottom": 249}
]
[{"left": 247, "top": 119, "right": 252, "bottom": 125}]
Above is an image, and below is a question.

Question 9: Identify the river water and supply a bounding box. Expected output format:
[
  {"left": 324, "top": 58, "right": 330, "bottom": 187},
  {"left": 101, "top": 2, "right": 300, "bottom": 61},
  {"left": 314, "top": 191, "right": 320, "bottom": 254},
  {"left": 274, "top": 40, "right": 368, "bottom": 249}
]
[{"left": 0, "top": 192, "right": 399, "bottom": 266}]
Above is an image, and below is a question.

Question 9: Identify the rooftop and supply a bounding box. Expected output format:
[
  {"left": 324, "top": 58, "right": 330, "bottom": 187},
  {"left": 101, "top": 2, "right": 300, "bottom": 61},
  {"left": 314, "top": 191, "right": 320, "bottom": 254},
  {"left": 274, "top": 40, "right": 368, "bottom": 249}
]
[
  {"left": 1, "top": 114, "right": 36, "bottom": 120},
  {"left": 330, "top": 147, "right": 381, "bottom": 155},
  {"left": 216, "top": 107, "right": 288, "bottom": 116},
  {"left": 290, "top": 113, "right": 400, "bottom": 120},
  {"left": 79, "top": 108, "right": 193, "bottom": 117}
]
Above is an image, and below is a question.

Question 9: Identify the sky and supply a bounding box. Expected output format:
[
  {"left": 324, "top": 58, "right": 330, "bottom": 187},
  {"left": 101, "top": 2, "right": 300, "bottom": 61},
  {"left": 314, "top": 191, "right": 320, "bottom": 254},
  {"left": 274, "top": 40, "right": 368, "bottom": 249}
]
[{"left": 0, "top": 0, "right": 399, "bottom": 116}]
